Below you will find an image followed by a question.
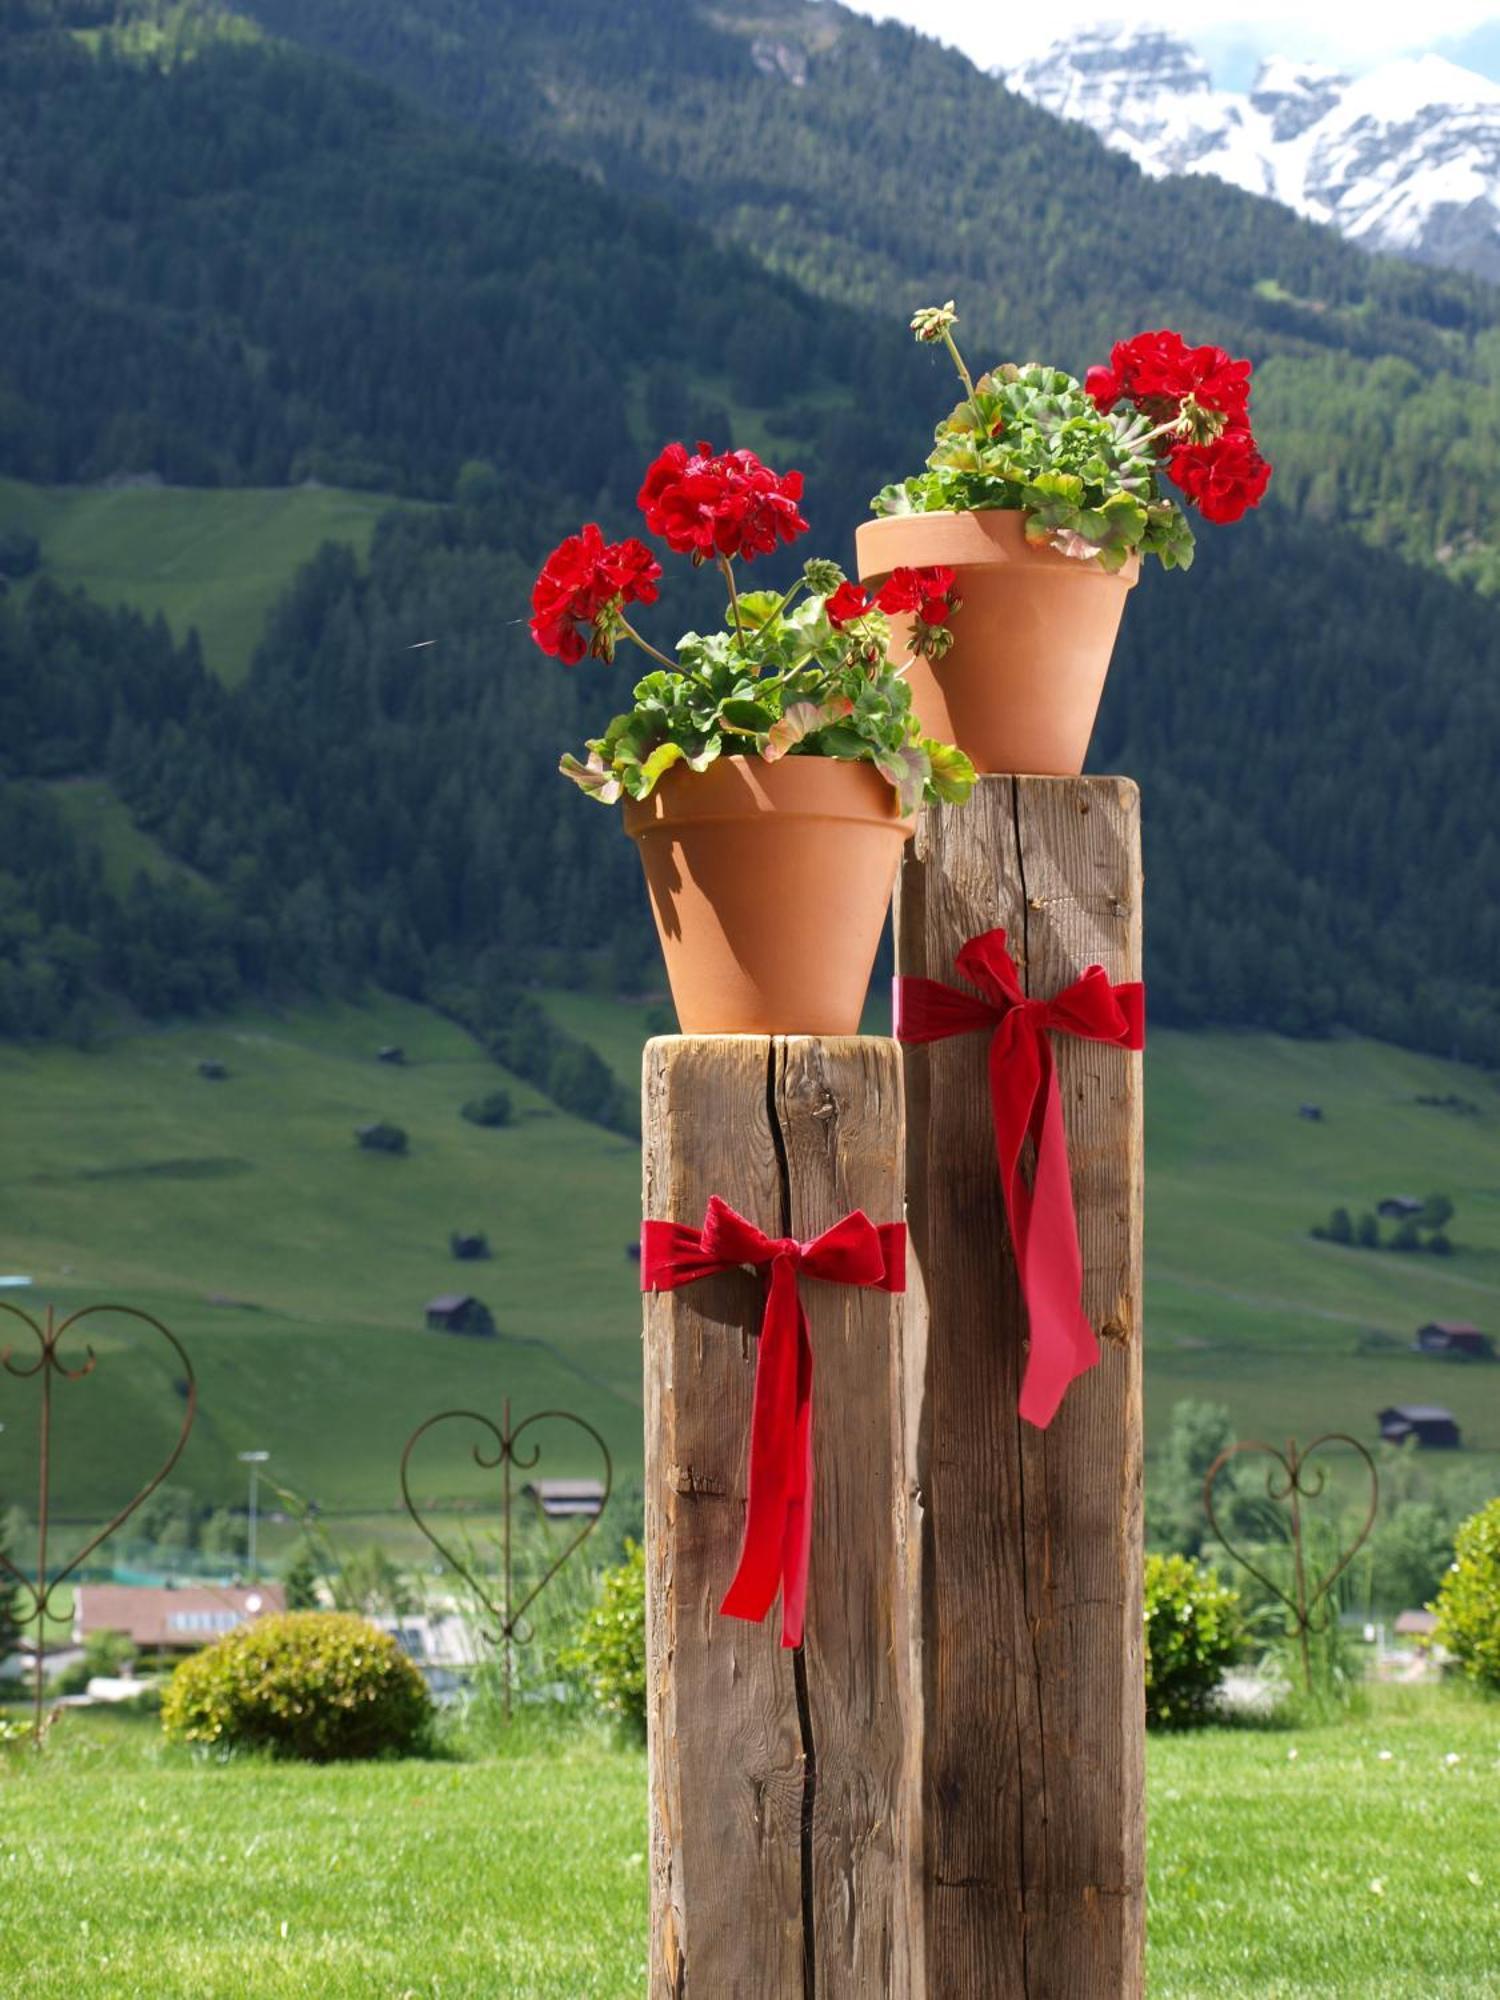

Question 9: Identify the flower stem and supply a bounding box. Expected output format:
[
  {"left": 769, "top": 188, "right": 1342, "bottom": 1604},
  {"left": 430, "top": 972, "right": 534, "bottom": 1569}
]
[
  {"left": 618, "top": 618, "right": 677, "bottom": 671},
  {"left": 943, "top": 328, "right": 989, "bottom": 433},
  {"left": 719, "top": 554, "right": 748, "bottom": 655}
]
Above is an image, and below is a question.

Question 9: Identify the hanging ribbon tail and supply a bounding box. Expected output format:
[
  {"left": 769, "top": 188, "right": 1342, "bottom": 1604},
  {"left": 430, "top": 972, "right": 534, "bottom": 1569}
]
[
  {"left": 892, "top": 974, "right": 999, "bottom": 1044},
  {"left": 1011, "top": 1034, "right": 1100, "bottom": 1426},
  {"left": 719, "top": 1254, "right": 809, "bottom": 1644}
]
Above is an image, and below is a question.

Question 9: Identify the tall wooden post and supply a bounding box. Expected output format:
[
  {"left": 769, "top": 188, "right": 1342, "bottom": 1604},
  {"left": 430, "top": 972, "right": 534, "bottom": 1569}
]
[
  {"left": 643, "top": 1037, "right": 920, "bottom": 2000},
  {"left": 896, "top": 776, "right": 1146, "bottom": 1998}
]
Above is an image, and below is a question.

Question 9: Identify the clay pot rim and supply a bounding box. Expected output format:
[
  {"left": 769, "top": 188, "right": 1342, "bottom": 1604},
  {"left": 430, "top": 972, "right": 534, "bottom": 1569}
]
[
  {"left": 855, "top": 505, "right": 1140, "bottom": 587},
  {"left": 622, "top": 753, "right": 914, "bottom": 836}
]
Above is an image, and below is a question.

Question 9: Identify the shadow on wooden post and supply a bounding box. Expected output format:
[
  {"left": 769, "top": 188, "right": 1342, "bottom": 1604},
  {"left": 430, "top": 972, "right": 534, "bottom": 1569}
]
[
  {"left": 642, "top": 1037, "right": 919, "bottom": 1999},
  {"left": 897, "top": 775, "right": 1146, "bottom": 1999}
]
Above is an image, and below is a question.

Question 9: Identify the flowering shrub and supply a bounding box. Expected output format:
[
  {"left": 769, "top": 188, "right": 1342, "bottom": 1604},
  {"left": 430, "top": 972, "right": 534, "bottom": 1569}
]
[
  {"left": 161, "top": 1611, "right": 432, "bottom": 1761},
  {"left": 872, "top": 302, "right": 1272, "bottom": 572},
  {"left": 1432, "top": 1496, "right": 1500, "bottom": 1690},
  {"left": 1144, "top": 1551, "right": 1243, "bottom": 1729},
  {"left": 536, "top": 440, "right": 976, "bottom": 813}
]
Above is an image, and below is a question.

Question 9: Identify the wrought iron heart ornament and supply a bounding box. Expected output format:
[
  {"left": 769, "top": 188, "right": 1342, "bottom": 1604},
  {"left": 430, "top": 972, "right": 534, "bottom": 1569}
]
[
  {"left": 1202, "top": 1432, "right": 1378, "bottom": 1688},
  {"left": 0, "top": 1301, "right": 197, "bottom": 1738},
  {"left": 399, "top": 1398, "right": 613, "bottom": 1714}
]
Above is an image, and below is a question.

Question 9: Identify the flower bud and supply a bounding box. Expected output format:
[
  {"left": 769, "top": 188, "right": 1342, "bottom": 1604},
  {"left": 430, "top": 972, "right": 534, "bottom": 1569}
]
[
  {"left": 910, "top": 301, "right": 958, "bottom": 345},
  {"left": 802, "top": 557, "right": 845, "bottom": 596}
]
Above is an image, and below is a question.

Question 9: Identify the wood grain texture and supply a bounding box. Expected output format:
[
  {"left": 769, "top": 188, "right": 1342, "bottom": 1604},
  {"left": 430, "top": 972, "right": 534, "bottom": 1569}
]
[
  {"left": 643, "top": 1036, "right": 918, "bottom": 2000},
  {"left": 895, "top": 775, "right": 1145, "bottom": 2000}
]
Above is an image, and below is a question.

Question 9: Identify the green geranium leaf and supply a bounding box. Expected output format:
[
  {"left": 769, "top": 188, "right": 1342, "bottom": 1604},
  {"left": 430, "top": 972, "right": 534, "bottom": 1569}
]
[
  {"left": 717, "top": 698, "right": 777, "bottom": 735},
  {"left": 636, "top": 741, "right": 685, "bottom": 792},
  {"left": 558, "top": 751, "right": 622, "bottom": 805},
  {"left": 924, "top": 740, "right": 976, "bottom": 805},
  {"left": 730, "top": 590, "right": 785, "bottom": 631}
]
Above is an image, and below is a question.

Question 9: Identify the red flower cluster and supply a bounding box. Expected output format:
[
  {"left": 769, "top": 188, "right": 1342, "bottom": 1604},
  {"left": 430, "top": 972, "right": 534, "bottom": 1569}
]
[
  {"left": 1085, "top": 330, "right": 1250, "bottom": 424},
  {"left": 1166, "top": 431, "right": 1273, "bottom": 526},
  {"left": 530, "top": 524, "right": 661, "bottom": 665},
  {"left": 826, "top": 566, "right": 960, "bottom": 631},
  {"left": 638, "top": 442, "right": 808, "bottom": 563},
  {"left": 1084, "top": 328, "right": 1270, "bottom": 526}
]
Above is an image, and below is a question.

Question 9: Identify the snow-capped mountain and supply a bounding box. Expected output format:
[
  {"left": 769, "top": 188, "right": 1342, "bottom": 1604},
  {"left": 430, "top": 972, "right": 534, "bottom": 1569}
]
[{"left": 1002, "top": 28, "right": 1500, "bottom": 283}]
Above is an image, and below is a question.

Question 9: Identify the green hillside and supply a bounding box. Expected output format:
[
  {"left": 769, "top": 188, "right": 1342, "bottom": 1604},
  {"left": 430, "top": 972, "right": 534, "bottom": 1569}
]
[
  {"left": 4, "top": 996, "right": 1496, "bottom": 1543},
  {"left": 0, "top": 477, "right": 399, "bottom": 682},
  {"left": 0, "top": 995, "right": 647, "bottom": 1524}
]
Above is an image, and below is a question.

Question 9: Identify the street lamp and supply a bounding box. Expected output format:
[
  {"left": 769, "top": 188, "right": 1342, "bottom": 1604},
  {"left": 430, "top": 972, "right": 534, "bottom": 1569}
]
[{"left": 237, "top": 1451, "right": 269, "bottom": 1581}]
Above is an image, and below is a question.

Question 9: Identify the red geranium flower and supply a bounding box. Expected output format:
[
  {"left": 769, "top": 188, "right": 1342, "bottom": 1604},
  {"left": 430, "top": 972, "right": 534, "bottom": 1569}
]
[
  {"left": 1086, "top": 330, "right": 1252, "bottom": 425},
  {"left": 1167, "top": 425, "right": 1273, "bottom": 525},
  {"left": 530, "top": 523, "right": 662, "bottom": 664},
  {"left": 825, "top": 580, "right": 874, "bottom": 629},
  {"left": 876, "top": 565, "right": 960, "bottom": 624},
  {"left": 637, "top": 441, "right": 808, "bottom": 563}
]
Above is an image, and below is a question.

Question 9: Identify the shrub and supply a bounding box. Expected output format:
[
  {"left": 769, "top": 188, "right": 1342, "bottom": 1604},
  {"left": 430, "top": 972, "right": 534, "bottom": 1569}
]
[
  {"left": 161, "top": 1611, "right": 432, "bottom": 1760},
  {"left": 1433, "top": 1497, "right": 1500, "bottom": 1690},
  {"left": 460, "top": 1088, "right": 512, "bottom": 1128},
  {"left": 1144, "top": 1552, "right": 1242, "bottom": 1729},
  {"left": 355, "top": 1121, "right": 408, "bottom": 1154},
  {"left": 562, "top": 1542, "right": 646, "bottom": 1736}
]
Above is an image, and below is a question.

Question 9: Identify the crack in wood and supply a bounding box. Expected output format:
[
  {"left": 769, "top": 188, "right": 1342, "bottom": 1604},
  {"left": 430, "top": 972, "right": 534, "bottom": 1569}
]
[{"left": 765, "top": 1040, "right": 820, "bottom": 2000}]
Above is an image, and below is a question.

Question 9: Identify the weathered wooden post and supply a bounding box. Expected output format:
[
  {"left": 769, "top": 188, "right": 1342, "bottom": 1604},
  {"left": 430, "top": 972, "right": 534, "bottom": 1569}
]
[
  {"left": 643, "top": 1036, "right": 920, "bottom": 1999},
  {"left": 896, "top": 775, "right": 1146, "bottom": 1998}
]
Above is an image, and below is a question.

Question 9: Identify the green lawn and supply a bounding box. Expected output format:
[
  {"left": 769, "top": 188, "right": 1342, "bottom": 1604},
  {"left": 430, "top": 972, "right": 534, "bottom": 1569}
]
[
  {"left": 1148, "top": 1687, "right": 1500, "bottom": 1997},
  {"left": 0, "top": 477, "right": 404, "bottom": 682},
  {"left": 1, "top": 1687, "right": 1495, "bottom": 1997}
]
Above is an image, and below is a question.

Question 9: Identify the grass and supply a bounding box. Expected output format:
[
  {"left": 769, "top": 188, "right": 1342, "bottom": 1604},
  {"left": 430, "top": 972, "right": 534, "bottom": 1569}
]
[
  {"left": 0, "top": 995, "right": 645, "bottom": 1527},
  {"left": 1, "top": 1686, "right": 1495, "bottom": 1996},
  {"left": 0, "top": 477, "right": 404, "bottom": 683},
  {"left": 2, "top": 989, "right": 1499, "bottom": 1534},
  {"left": 1148, "top": 1685, "right": 1500, "bottom": 1997},
  {"left": 0, "top": 1710, "right": 647, "bottom": 1999}
]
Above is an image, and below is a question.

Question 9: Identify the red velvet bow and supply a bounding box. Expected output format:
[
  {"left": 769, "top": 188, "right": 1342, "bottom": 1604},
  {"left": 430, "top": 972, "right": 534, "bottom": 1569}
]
[
  {"left": 895, "top": 928, "right": 1143, "bottom": 1428},
  {"left": 641, "top": 1194, "right": 906, "bottom": 1648}
]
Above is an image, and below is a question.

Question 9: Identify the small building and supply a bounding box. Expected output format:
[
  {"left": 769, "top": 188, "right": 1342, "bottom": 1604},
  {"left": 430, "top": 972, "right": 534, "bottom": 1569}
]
[
  {"left": 74, "top": 1584, "right": 285, "bottom": 1653},
  {"left": 197, "top": 1059, "right": 228, "bottom": 1081},
  {"left": 377, "top": 1045, "right": 406, "bottom": 1065},
  {"left": 1297, "top": 1103, "right": 1323, "bottom": 1122},
  {"left": 524, "top": 1478, "right": 606, "bottom": 1520},
  {"left": 425, "top": 1294, "right": 495, "bottom": 1337},
  {"left": 625, "top": 1240, "right": 642, "bottom": 1263},
  {"left": 1394, "top": 1609, "right": 1438, "bottom": 1640},
  {"left": 1377, "top": 1195, "right": 1424, "bottom": 1221},
  {"left": 1413, "top": 1321, "right": 1495, "bottom": 1361},
  {"left": 1378, "top": 1404, "right": 1461, "bottom": 1450},
  {"left": 450, "top": 1231, "right": 491, "bottom": 1262}
]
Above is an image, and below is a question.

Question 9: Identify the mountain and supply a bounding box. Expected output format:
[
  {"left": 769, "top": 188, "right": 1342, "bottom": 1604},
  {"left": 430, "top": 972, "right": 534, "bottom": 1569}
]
[
  {"left": 1003, "top": 28, "right": 1500, "bottom": 284},
  {"left": 2, "top": 0, "right": 1500, "bottom": 1074}
]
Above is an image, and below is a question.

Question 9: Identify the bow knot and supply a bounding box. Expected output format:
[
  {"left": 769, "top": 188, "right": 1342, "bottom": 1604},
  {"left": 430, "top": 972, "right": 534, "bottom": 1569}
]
[
  {"left": 895, "top": 927, "right": 1143, "bottom": 1428},
  {"left": 641, "top": 1195, "right": 905, "bottom": 1646}
]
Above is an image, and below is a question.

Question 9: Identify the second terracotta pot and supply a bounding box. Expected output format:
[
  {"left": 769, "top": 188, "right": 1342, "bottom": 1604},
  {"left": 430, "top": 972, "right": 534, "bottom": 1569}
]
[
  {"left": 855, "top": 508, "right": 1139, "bottom": 775},
  {"left": 624, "top": 756, "right": 912, "bottom": 1035}
]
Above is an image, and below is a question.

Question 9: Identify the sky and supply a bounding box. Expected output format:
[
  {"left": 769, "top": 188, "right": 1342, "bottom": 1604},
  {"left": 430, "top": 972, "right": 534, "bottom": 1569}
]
[{"left": 836, "top": 2, "right": 1500, "bottom": 86}]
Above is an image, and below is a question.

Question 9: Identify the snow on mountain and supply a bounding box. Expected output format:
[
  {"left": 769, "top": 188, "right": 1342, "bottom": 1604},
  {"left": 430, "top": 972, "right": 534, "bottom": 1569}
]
[{"left": 1002, "top": 28, "right": 1500, "bottom": 283}]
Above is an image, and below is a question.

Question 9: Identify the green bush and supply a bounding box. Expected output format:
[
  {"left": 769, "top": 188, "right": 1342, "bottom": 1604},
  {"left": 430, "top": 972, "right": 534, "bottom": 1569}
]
[
  {"left": 1144, "top": 1553, "right": 1242, "bottom": 1729},
  {"left": 460, "top": 1088, "right": 512, "bottom": 1128},
  {"left": 562, "top": 1542, "right": 646, "bottom": 1736},
  {"left": 161, "top": 1612, "right": 432, "bottom": 1761},
  {"left": 1433, "top": 1497, "right": 1500, "bottom": 1690}
]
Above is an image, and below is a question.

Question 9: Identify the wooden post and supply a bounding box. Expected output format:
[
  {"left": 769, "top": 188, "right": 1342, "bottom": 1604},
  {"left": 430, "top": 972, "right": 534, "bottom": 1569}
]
[
  {"left": 896, "top": 776, "right": 1146, "bottom": 1999},
  {"left": 643, "top": 1037, "right": 920, "bottom": 2000}
]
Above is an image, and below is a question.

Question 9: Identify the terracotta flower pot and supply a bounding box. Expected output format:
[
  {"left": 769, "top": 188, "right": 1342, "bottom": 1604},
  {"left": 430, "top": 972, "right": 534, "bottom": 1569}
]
[
  {"left": 855, "top": 509, "right": 1139, "bottom": 775},
  {"left": 624, "top": 757, "right": 913, "bottom": 1034}
]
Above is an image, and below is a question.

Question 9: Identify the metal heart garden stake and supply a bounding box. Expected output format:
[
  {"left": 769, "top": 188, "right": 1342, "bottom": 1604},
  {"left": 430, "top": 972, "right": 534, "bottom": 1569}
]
[
  {"left": 1203, "top": 1433, "right": 1379, "bottom": 1693},
  {"left": 0, "top": 1302, "right": 197, "bottom": 1742},
  {"left": 400, "top": 1397, "right": 612, "bottom": 1717}
]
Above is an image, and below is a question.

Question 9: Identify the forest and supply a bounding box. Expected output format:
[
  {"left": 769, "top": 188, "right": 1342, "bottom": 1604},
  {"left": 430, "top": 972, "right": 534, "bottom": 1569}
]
[{"left": 1, "top": 0, "right": 1498, "bottom": 1072}]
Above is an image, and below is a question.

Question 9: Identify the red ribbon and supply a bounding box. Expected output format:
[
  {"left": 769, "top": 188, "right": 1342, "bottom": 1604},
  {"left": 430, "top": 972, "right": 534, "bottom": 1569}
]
[
  {"left": 641, "top": 1194, "right": 906, "bottom": 1648},
  {"left": 894, "top": 927, "right": 1143, "bottom": 1428}
]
